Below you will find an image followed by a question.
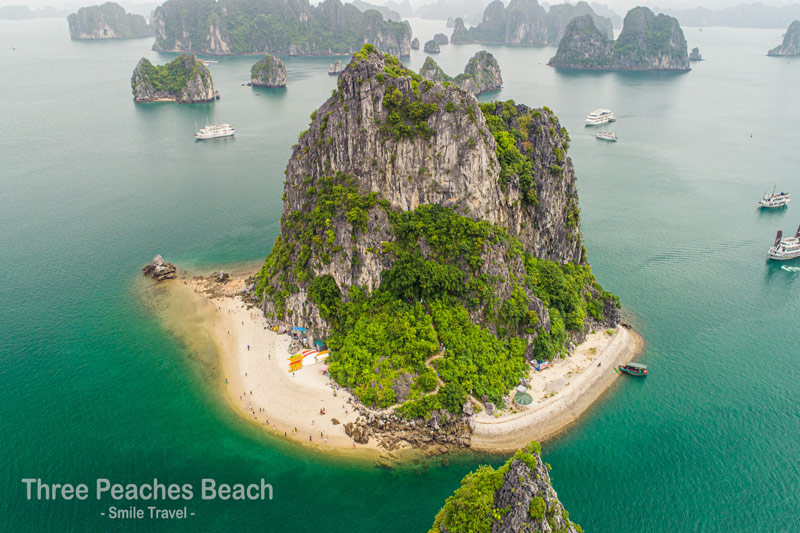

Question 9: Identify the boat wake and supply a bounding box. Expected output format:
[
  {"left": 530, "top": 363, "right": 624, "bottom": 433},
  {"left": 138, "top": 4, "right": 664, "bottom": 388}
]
[{"left": 780, "top": 266, "right": 800, "bottom": 272}]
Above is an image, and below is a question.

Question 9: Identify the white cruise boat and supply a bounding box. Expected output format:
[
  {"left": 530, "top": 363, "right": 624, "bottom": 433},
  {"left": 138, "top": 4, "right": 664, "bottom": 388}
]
[
  {"left": 758, "top": 186, "right": 790, "bottom": 208},
  {"left": 194, "top": 123, "right": 235, "bottom": 140},
  {"left": 768, "top": 225, "right": 800, "bottom": 260},
  {"left": 585, "top": 109, "right": 616, "bottom": 126},
  {"left": 595, "top": 130, "right": 617, "bottom": 142}
]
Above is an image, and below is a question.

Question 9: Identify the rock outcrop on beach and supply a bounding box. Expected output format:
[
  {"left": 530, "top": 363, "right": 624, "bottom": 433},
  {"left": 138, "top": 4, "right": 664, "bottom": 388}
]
[
  {"left": 344, "top": 404, "right": 472, "bottom": 449},
  {"left": 450, "top": 0, "right": 612, "bottom": 46},
  {"left": 432, "top": 442, "right": 580, "bottom": 533},
  {"left": 255, "top": 45, "right": 619, "bottom": 424},
  {"left": 419, "top": 51, "right": 502, "bottom": 95},
  {"left": 768, "top": 20, "right": 800, "bottom": 56},
  {"left": 411, "top": 37, "right": 420, "bottom": 49},
  {"left": 131, "top": 54, "right": 216, "bottom": 103},
  {"left": 251, "top": 54, "right": 287, "bottom": 87},
  {"left": 68, "top": 2, "right": 153, "bottom": 39},
  {"left": 143, "top": 255, "right": 177, "bottom": 281},
  {"left": 549, "top": 7, "right": 690, "bottom": 70},
  {"left": 152, "top": 0, "right": 411, "bottom": 56},
  {"left": 423, "top": 39, "right": 440, "bottom": 53},
  {"left": 689, "top": 46, "right": 702, "bottom": 61},
  {"left": 433, "top": 32, "right": 449, "bottom": 45}
]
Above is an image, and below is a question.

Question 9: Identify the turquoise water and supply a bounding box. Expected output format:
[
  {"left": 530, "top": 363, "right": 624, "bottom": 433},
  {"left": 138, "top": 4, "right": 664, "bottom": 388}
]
[{"left": 2, "top": 18, "right": 799, "bottom": 531}]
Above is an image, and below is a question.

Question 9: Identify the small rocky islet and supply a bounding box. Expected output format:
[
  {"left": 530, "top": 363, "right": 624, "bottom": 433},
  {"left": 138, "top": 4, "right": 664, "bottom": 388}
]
[
  {"left": 548, "top": 7, "right": 690, "bottom": 71},
  {"left": 130, "top": 54, "right": 217, "bottom": 104},
  {"left": 250, "top": 54, "right": 287, "bottom": 88},
  {"left": 419, "top": 51, "right": 503, "bottom": 95},
  {"left": 431, "top": 442, "right": 580, "bottom": 533}
]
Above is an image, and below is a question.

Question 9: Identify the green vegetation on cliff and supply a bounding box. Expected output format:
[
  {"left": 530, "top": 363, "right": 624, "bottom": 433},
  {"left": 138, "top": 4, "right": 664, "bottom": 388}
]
[
  {"left": 431, "top": 441, "right": 582, "bottom": 533},
  {"left": 255, "top": 46, "right": 619, "bottom": 419},
  {"left": 133, "top": 55, "right": 209, "bottom": 95},
  {"left": 68, "top": 2, "right": 152, "bottom": 39}
]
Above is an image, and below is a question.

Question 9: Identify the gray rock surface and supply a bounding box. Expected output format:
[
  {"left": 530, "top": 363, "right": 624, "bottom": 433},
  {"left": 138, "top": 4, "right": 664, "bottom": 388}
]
[
  {"left": 142, "top": 255, "right": 177, "bottom": 281},
  {"left": 768, "top": 20, "right": 800, "bottom": 55},
  {"left": 257, "top": 47, "right": 618, "bottom": 348},
  {"left": 251, "top": 54, "right": 287, "bottom": 87}
]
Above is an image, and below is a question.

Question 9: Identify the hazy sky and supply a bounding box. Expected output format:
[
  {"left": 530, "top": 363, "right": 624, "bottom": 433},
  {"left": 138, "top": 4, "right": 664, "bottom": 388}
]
[{"left": 5, "top": 0, "right": 800, "bottom": 15}]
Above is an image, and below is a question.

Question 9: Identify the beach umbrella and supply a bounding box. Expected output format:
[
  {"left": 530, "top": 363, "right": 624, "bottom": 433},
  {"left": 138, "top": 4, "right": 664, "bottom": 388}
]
[{"left": 514, "top": 391, "right": 533, "bottom": 406}]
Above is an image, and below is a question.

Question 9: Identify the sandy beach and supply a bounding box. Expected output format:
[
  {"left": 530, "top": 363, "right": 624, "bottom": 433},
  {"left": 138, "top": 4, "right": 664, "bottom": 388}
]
[{"left": 154, "top": 268, "right": 643, "bottom": 456}]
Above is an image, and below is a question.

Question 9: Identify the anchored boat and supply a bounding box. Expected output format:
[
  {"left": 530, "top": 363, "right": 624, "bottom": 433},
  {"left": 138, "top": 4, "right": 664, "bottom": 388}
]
[
  {"left": 619, "top": 362, "right": 648, "bottom": 376},
  {"left": 758, "top": 186, "right": 790, "bottom": 208},
  {"left": 585, "top": 109, "right": 616, "bottom": 126},
  {"left": 768, "top": 224, "right": 800, "bottom": 260},
  {"left": 595, "top": 130, "right": 617, "bottom": 142},
  {"left": 194, "top": 123, "right": 235, "bottom": 140}
]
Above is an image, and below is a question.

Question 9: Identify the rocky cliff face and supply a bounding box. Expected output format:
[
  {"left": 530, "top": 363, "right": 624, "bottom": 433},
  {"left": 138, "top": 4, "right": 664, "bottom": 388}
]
[
  {"left": 68, "top": 2, "right": 152, "bottom": 39},
  {"left": 419, "top": 51, "right": 502, "bottom": 95},
  {"left": 432, "top": 442, "right": 580, "bottom": 533},
  {"left": 450, "top": 0, "right": 612, "bottom": 46},
  {"left": 152, "top": 0, "right": 411, "bottom": 56},
  {"left": 256, "top": 46, "right": 609, "bottom": 346},
  {"left": 549, "top": 7, "right": 690, "bottom": 71},
  {"left": 768, "top": 20, "right": 800, "bottom": 55},
  {"left": 251, "top": 54, "right": 287, "bottom": 87},
  {"left": 131, "top": 54, "right": 216, "bottom": 103}
]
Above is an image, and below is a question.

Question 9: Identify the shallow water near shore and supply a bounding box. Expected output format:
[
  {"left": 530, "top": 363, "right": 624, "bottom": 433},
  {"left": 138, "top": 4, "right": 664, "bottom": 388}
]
[{"left": 1, "top": 18, "right": 799, "bottom": 531}]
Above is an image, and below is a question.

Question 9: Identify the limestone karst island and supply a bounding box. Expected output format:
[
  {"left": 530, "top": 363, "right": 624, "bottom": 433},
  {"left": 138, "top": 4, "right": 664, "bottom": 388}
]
[{"left": 6, "top": 0, "right": 799, "bottom": 531}]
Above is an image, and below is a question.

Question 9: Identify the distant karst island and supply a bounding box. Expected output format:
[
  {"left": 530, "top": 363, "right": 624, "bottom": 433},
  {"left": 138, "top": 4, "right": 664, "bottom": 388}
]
[
  {"left": 690, "top": 46, "right": 703, "bottom": 61},
  {"left": 424, "top": 39, "right": 440, "bottom": 53},
  {"left": 768, "top": 20, "right": 800, "bottom": 56},
  {"left": 68, "top": 2, "right": 153, "bottom": 40},
  {"left": 251, "top": 54, "right": 287, "bottom": 88},
  {"left": 549, "top": 7, "right": 690, "bottom": 71},
  {"left": 451, "top": 0, "right": 613, "bottom": 46},
  {"left": 131, "top": 54, "right": 217, "bottom": 103},
  {"left": 419, "top": 51, "right": 502, "bottom": 95},
  {"left": 151, "top": 0, "right": 411, "bottom": 56}
]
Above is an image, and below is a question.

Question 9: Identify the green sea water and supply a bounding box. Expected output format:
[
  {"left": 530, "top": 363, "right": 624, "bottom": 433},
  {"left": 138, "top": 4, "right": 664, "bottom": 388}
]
[{"left": 1, "top": 17, "right": 799, "bottom": 532}]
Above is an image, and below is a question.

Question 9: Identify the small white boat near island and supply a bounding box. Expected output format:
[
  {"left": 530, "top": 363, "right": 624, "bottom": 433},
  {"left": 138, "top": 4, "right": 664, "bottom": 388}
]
[
  {"left": 194, "top": 123, "right": 235, "bottom": 140},
  {"left": 585, "top": 109, "right": 616, "bottom": 126},
  {"left": 595, "top": 130, "right": 617, "bottom": 142},
  {"left": 758, "top": 186, "right": 790, "bottom": 208},
  {"left": 768, "top": 224, "right": 800, "bottom": 260}
]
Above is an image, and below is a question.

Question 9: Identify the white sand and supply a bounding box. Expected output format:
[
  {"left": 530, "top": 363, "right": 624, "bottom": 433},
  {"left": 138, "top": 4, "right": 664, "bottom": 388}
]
[
  {"left": 470, "top": 327, "right": 644, "bottom": 452},
  {"left": 159, "top": 271, "right": 643, "bottom": 455}
]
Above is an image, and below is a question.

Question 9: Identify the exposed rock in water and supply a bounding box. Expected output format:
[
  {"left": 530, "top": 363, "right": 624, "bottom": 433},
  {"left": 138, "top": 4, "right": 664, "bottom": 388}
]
[
  {"left": 328, "top": 59, "right": 344, "bottom": 75},
  {"left": 450, "top": 0, "right": 613, "bottom": 46},
  {"left": 142, "top": 255, "right": 177, "bottom": 281},
  {"left": 446, "top": 16, "right": 455, "bottom": 28},
  {"left": 411, "top": 37, "right": 420, "bottom": 49},
  {"left": 151, "top": 0, "right": 411, "bottom": 56},
  {"left": 423, "top": 39, "right": 440, "bottom": 53},
  {"left": 68, "top": 2, "right": 153, "bottom": 40},
  {"left": 432, "top": 442, "right": 580, "bottom": 532},
  {"left": 433, "top": 32, "right": 449, "bottom": 45},
  {"left": 548, "top": 7, "right": 690, "bottom": 71},
  {"left": 768, "top": 20, "right": 800, "bottom": 56},
  {"left": 419, "top": 51, "right": 502, "bottom": 95},
  {"left": 251, "top": 54, "right": 287, "bottom": 88},
  {"left": 131, "top": 54, "right": 216, "bottom": 103},
  {"left": 689, "top": 46, "right": 702, "bottom": 61},
  {"left": 344, "top": 408, "right": 471, "bottom": 450}
]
